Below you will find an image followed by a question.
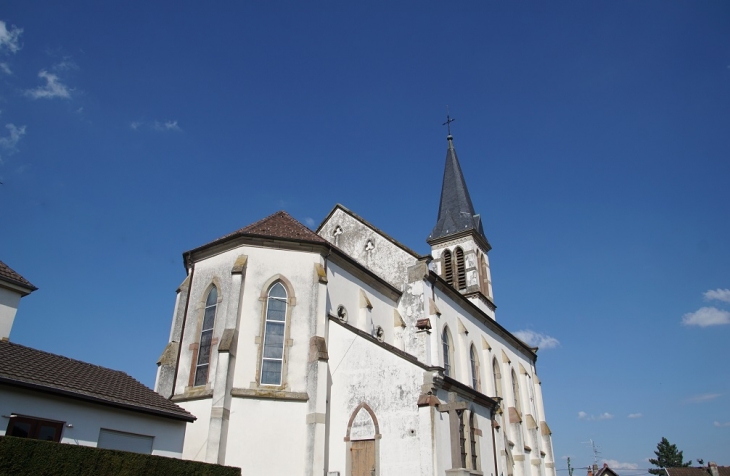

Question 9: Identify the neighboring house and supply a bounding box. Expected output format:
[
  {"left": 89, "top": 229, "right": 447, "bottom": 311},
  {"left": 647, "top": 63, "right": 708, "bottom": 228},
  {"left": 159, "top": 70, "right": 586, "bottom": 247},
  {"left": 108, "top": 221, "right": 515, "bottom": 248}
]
[
  {"left": 0, "top": 259, "right": 37, "bottom": 340},
  {"left": 588, "top": 464, "right": 620, "bottom": 476},
  {"left": 156, "top": 132, "right": 556, "bottom": 476},
  {"left": 0, "top": 263, "right": 195, "bottom": 457},
  {"left": 666, "top": 463, "right": 730, "bottom": 476}
]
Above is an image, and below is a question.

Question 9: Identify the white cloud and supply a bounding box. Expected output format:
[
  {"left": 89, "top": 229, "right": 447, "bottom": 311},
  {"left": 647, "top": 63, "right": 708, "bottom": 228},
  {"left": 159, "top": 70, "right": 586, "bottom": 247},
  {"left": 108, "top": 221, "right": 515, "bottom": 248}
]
[
  {"left": 131, "top": 120, "right": 182, "bottom": 132},
  {"left": 578, "top": 411, "right": 613, "bottom": 421},
  {"left": 152, "top": 120, "right": 181, "bottom": 132},
  {"left": 684, "top": 393, "right": 721, "bottom": 404},
  {"left": 0, "top": 123, "right": 26, "bottom": 164},
  {"left": 513, "top": 330, "right": 560, "bottom": 349},
  {"left": 628, "top": 413, "right": 642, "bottom": 418},
  {"left": 0, "top": 62, "right": 11, "bottom": 75},
  {"left": 602, "top": 459, "right": 639, "bottom": 470},
  {"left": 713, "top": 421, "right": 730, "bottom": 427},
  {"left": 0, "top": 21, "right": 22, "bottom": 54},
  {"left": 682, "top": 307, "right": 730, "bottom": 327},
  {"left": 704, "top": 289, "right": 730, "bottom": 304},
  {"left": 25, "top": 70, "right": 71, "bottom": 99},
  {"left": 304, "top": 217, "right": 315, "bottom": 227}
]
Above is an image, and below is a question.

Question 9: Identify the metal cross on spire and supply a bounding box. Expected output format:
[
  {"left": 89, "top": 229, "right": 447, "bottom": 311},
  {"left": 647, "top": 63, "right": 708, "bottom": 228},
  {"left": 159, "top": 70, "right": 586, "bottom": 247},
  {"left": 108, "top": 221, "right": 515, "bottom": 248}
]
[{"left": 442, "top": 106, "right": 455, "bottom": 136}]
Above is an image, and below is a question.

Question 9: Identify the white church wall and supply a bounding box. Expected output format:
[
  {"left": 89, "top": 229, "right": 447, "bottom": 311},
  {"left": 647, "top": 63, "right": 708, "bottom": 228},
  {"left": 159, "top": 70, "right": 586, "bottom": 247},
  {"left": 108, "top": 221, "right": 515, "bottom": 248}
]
[
  {"left": 326, "top": 261, "right": 399, "bottom": 343},
  {"left": 1, "top": 386, "right": 186, "bottom": 457},
  {"left": 319, "top": 207, "right": 419, "bottom": 289},
  {"left": 224, "top": 397, "right": 308, "bottom": 472},
  {"left": 229, "top": 246, "right": 321, "bottom": 392},
  {"left": 180, "top": 399, "right": 212, "bottom": 460},
  {"left": 326, "top": 322, "right": 430, "bottom": 476}
]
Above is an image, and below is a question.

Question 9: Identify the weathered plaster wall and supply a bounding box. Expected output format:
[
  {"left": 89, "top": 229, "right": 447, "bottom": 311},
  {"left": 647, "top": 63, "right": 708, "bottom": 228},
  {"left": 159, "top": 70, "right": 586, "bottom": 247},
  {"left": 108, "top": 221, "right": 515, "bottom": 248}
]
[
  {"left": 1, "top": 386, "right": 186, "bottom": 457},
  {"left": 319, "top": 208, "right": 419, "bottom": 289},
  {"left": 327, "top": 322, "right": 431, "bottom": 476}
]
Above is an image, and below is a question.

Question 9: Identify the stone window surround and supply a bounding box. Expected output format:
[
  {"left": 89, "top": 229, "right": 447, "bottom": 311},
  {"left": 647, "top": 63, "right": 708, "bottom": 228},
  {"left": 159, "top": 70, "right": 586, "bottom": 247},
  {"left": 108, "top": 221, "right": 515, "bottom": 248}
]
[
  {"left": 187, "top": 279, "right": 223, "bottom": 390},
  {"left": 251, "top": 274, "right": 296, "bottom": 391}
]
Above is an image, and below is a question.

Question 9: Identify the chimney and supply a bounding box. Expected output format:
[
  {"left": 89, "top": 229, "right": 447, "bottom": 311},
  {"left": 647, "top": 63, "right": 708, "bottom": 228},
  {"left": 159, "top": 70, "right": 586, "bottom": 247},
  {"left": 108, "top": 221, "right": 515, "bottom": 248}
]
[{"left": 709, "top": 462, "right": 719, "bottom": 476}]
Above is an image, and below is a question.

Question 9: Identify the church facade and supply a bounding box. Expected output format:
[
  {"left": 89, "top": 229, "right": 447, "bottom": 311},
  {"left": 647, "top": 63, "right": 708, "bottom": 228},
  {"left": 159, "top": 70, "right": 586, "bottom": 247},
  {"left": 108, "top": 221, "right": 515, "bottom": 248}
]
[{"left": 155, "top": 133, "right": 556, "bottom": 476}]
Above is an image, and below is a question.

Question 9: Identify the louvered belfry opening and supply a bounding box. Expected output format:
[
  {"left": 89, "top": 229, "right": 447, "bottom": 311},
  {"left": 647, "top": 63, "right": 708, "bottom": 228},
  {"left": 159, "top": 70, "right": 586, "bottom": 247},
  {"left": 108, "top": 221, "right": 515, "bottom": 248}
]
[
  {"left": 443, "top": 249, "right": 454, "bottom": 286},
  {"left": 455, "top": 247, "right": 466, "bottom": 291}
]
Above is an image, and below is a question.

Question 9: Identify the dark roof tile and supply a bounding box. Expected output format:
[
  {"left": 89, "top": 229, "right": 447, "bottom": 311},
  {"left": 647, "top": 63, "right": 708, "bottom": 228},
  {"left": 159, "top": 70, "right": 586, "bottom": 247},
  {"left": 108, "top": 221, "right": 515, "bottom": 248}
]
[
  {"left": 0, "top": 260, "right": 37, "bottom": 292},
  {"left": 191, "top": 211, "right": 326, "bottom": 254},
  {"left": 0, "top": 340, "right": 194, "bottom": 422}
]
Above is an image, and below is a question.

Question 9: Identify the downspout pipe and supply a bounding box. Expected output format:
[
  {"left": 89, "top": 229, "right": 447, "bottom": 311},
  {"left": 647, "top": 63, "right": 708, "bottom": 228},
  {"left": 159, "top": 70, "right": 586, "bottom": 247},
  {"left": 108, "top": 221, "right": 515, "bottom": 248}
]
[{"left": 171, "top": 255, "right": 195, "bottom": 397}]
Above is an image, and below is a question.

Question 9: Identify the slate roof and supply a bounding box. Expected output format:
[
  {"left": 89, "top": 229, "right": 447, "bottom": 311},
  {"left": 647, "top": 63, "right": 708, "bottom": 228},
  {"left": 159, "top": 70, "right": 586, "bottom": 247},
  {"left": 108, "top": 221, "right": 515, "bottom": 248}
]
[
  {"left": 666, "top": 467, "right": 730, "bottom": 476},
  {"left": 0, "top": 340, "right": 195, "bottom": 422},
  {"left": 427, "top": 135, "right": 489, "bottom": 247},
  {"left": 0, "top": 259, "right": 37, "bottom": 293},
  {"left": 189, "top": 211, "right": 326, "bottom": 257}
]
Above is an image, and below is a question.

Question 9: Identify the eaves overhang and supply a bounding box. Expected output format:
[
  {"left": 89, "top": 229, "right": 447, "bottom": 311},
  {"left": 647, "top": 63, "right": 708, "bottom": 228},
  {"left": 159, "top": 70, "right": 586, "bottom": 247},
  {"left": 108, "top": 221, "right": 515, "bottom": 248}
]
[
  {"left": 183, "top": 233, "right": 402, "bottom": 302},
  {"left": 0, "top": 377, "right": 196, "bottom": 423}
]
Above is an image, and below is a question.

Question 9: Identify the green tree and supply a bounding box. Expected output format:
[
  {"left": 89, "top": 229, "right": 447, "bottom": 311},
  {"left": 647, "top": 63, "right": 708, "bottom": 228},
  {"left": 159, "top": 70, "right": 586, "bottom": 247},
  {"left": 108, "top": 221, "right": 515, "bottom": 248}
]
[{"left": 649, "top": 437, "right": 692, "bottom": 475}]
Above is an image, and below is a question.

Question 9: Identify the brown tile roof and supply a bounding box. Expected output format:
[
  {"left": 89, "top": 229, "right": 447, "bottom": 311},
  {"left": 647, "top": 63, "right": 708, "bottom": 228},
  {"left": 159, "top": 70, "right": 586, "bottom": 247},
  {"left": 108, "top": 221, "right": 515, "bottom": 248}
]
[
  {"left": 190, "top": 211, "right": 326, "bottom": 254},
  {"left": 0, "top": 341, "right": 194, "bottom": 422},
  {"left": 0, "top": 259, "right": 37, "bottom": 292},
  {"left": 666, "top": 468, "right": 730, "bottom": 476}
]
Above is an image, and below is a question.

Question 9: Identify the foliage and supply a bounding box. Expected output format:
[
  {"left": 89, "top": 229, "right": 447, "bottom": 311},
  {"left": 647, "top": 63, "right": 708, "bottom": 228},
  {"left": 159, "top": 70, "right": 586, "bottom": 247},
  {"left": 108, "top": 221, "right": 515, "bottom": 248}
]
[
  {"left": 648, "top": 437, "right": 692, "bottom": 475},
  {"left": 0, "top": 436, "right": 241, "bottom": 476}
]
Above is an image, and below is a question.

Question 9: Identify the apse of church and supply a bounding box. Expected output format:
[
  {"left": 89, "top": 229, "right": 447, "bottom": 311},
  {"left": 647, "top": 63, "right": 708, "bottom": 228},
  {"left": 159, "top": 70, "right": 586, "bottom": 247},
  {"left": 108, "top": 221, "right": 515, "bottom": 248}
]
[{"left": 155, "top": 130, "right": 555, "bottom": 476}]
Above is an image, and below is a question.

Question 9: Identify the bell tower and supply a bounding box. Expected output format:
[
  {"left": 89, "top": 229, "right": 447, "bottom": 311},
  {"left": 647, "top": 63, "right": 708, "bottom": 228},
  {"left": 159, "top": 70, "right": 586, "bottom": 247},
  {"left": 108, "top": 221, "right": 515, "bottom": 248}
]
[{"left": 427, "top": 124, "right": 496, "bottom": 318}]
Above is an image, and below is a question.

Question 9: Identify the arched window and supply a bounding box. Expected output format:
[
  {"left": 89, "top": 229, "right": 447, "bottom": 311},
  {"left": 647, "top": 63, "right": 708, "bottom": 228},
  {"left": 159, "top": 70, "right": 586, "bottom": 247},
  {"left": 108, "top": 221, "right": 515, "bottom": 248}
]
[
  {"left": 194, "top": 286, "right": 218, "bottom": 387},
  {"left": 492, "top": 358, "right": 502, "bottom": 399},
  {"left": 469, "top": 412, "right": 479, "bottom": 470},
  {"left": 470, "top": 344, "right": 481, "bottom": 391},
  {"left": 442, "top": 327, "right": 454, "bottom": 377},
  {"left": 455, "top": 247, "right": 466, "bottom": 291},
  {"left": 443, "top": 249, "right": 453, "bottom": 286},
  {"left": 511, "top": 369, "right": 521, "bottom": 414},
  {"left": 261, "top": 282, "right": 288, "bottom": 385}
]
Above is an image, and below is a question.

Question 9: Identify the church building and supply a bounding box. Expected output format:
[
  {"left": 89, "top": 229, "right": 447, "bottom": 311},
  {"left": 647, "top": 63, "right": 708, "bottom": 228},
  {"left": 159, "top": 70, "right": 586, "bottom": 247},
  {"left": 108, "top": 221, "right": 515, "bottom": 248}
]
[{"left": 155, "top": 131, "right": 556, "bottom": 476}]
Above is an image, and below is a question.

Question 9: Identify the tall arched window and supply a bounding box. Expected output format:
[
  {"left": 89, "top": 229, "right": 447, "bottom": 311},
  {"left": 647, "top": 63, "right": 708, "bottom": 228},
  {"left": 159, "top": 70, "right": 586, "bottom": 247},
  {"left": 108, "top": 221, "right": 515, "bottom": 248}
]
[
  {"left": 194, "top": 286, "right": 218, "bottom": 387},
  {"left": 492, "top": 358, "right": 502, "bottom": 399},
  {"left": 443, "top": 249, "right": 453, "bottom": 286},
  {"left": 470, "top": 344, "right": 481, "bottom": 391},
  {"left": 261, "top": 282, "right": 287, "bottom": 385},
  {"left": 511, "top": 369, "right": 521, "bottom": 414},
  {"left": 455, "top": 247, "right": 466, "bottom": 291},
  {"left": 442, "top": 327, "right": 454, "bottom": 377},
  {"left": 469, "top": 412, "right": 479, "bottom": 470}
]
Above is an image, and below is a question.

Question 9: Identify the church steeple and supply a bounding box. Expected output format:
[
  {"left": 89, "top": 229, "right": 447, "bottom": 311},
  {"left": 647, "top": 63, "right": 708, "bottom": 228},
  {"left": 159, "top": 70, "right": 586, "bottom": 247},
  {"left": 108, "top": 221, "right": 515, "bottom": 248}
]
[{"left": 427, "top": 132, "right": 489, "bottom": 249}]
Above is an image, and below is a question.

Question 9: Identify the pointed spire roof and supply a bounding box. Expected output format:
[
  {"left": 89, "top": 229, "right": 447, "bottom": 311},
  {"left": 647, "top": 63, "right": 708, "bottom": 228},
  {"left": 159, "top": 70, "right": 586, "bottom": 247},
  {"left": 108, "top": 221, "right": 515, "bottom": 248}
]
[{"left": 427, "top": 134, "right": 489, "bottom": 247}]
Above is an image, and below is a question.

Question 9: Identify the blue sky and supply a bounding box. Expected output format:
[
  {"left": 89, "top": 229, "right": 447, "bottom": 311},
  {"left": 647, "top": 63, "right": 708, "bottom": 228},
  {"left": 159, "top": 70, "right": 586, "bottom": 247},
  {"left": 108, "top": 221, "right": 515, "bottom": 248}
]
[{"left": 1, "top": 0, "right": 729, "bottom": 470}]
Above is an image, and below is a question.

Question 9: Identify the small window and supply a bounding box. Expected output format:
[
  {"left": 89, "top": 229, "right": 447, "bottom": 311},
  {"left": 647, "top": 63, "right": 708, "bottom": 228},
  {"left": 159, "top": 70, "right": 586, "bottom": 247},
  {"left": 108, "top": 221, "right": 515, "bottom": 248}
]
[
  {"left": 511, "top": 369, "right": 521, "bottom": 414},
  {"left": 469, "top": 412, "right": 479, "bottom": 470},
  {"left": 442, "top": 327, "right": 454, "bottom": 377},
  {"left": 98, "top": 428, "right": 154, "bottom": 454},
  {"left": 194, "top": 286, "right": 218, "bottom": 387},
  {"left": 492, "top": 358, "right": 502, "bottom": 399},
  {"left": 261, "top": 282, "right": 288, "bottom": 385},
  {"left": 6, "top": 415, "right": 64, "bottom": 442}
]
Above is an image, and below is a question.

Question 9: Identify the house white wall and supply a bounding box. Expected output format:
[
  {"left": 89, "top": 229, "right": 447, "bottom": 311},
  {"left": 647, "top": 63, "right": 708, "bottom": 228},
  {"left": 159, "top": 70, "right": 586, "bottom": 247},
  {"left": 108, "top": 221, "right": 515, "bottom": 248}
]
[
  {"left": 0, "top": 385, "right": 186, "bottom": 457},
  {"left": 0, "top": 286, "right": 23, "bottom": 340}
]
